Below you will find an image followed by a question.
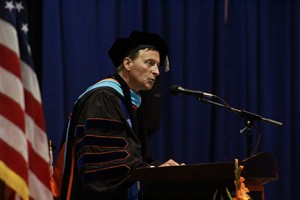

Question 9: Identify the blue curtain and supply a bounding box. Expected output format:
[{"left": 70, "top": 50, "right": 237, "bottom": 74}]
[{"left": 42, "top": 0, "right": 299, "bottom": 199}]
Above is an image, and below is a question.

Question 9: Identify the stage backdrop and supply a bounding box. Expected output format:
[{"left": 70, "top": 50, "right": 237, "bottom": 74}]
[{"left": 40, "top": 1, "right": 299, "bottom": 199}]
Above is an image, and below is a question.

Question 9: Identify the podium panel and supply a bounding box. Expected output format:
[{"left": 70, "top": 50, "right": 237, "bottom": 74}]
[{"left": 130, "top": 152, "right": 278, "bottom": 200}]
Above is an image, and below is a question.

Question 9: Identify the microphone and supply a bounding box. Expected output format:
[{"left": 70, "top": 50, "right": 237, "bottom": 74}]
[{"left": 169, "top": 85, "right": 214, "bottom": 98}]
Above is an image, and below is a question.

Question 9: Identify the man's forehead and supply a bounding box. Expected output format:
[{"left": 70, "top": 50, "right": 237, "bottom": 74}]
[{"left": 138, "top": 49, "right": 160, "bottom": 61}]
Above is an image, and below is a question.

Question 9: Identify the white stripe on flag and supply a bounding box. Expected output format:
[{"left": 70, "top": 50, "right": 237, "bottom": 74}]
[
  {"left": 29, "top": 170, "right": 53, "bottom": 200},
  {"left": 25, "top": 114, "right": 50, "bottom": 162},
  {"left": 0, "top": 115, "right": 28, "bottom": 162},
  {"left": 21, "top": 61, "right": 42, "bottom": 103},
  {"left": 0, "top": 19, "right": 19, "bottom": 55},
  {"left": 0, "top": 67, "right": 25, "bottom": 110}
]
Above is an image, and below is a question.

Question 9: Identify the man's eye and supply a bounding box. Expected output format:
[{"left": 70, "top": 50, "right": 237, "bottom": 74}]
[{"left": 146, "top": 60, "right": 156, "bottom": 66}]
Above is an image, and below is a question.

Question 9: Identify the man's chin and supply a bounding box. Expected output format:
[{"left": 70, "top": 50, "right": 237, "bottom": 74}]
[{"left": 142, "top": 84, "right": 153, "bottom": 91}]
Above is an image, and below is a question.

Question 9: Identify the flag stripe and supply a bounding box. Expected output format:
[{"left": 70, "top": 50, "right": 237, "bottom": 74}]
[
  {"left": 27, "top": 141, "right": 50, "bottom": 187},
  {"left": 0, "top": 43, "right": 21, "bottom": 78},
  {"left": 0, "top": 139, "right": 28, "bottom": 181},
  {"left": 0, "top": 92, "right": 25, "bottom": 131},
  {"left": 0, "top": 66, "right": 24, "bottom": 110},
  {"left": 0, "top": 115, "right": 28, "bottom": 162},
  {"left": 0, "top": 19, "right": 19, "bottom": 55},
  {"left": 22, "top": 61, "right": 42, "bottom": 103},
  {"left": 25, "top": 114, "right": 49, "bottom": 162},
  {"left": 24, "top": 89, "right": 45, "bottom": 130},
  {"left": 29, "top": 170, "right": 53, "bottom": 200}
]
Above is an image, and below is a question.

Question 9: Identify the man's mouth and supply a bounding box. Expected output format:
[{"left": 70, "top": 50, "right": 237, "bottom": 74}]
[{"left": 149, "top": 78, "right": 155, "bottom": 83}]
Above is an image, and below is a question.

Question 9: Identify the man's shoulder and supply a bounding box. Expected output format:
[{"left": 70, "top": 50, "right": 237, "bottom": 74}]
[{"left": 90, "top": 86, "right": 122, "bottom": 98}]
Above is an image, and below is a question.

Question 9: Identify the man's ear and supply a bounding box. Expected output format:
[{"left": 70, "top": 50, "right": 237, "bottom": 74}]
[{"left": 123, "top": 57, "right": 132, "bottom": 71}]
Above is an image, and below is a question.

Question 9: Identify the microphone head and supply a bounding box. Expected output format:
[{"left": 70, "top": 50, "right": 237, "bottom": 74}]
[{"left": 169, "top": 85, "right": 180, "bottom": 95}]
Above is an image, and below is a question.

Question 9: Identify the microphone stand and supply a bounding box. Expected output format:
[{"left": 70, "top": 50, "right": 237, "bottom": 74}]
[{"left": 198, "top": 97, "right": 283, "bottom": 157}]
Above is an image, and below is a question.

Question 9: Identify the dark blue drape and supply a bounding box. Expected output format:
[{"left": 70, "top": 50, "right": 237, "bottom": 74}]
[{"left": 42, "top": 0, "right": 299, "bottom": 199}]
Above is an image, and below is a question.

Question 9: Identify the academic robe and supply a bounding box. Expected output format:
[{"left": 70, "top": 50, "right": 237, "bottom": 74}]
[{"left": 56, "top": 76, "right": 160, "bottom": 200}]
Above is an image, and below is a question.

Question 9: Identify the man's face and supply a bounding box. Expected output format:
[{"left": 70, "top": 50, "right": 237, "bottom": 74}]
[{"left": 127, "top": 49, "right": 160, "bottom": 92}]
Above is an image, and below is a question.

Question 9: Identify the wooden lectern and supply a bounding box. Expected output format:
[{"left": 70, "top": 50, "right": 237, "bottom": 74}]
[{"left": 130, "top": 152, "right": 278, "bottom": 200}]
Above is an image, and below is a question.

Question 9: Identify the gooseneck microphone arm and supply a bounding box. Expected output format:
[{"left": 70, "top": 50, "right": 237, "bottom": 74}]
[
  {"left": 169, "top": 84, "right": 283, "bottom": 127},
  {"left": 199, "top": 98, "right": 283, "bottom": 127},
  {"left": 169, "top": 84, "right": 283, "bottom": 157}
]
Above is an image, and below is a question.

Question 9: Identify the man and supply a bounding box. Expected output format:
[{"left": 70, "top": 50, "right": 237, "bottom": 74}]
[{"left": 57, "top": 31, "right": 181, "bottom": 200}]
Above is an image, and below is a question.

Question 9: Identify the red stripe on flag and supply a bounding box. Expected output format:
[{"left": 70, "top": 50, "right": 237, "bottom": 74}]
[
  {"left": 0, "top": 92, "right": 25, "bottom": 132},
  {"left": 27, "top": 144, "right": 51, "bottom": 188},
  {"left": 0, "top": 43, "right": 21, "bottom": 78},
  {"left": 0, "top": 140, "right": 28, "bottom": 183},
  {"left": 24, "top": 89, "right": 45, "bottom": 129}
]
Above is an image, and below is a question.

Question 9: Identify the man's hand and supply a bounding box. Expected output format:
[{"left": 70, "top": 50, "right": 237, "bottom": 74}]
[{"left": 159, "top": 159, "right": 185, "bottom": 167}]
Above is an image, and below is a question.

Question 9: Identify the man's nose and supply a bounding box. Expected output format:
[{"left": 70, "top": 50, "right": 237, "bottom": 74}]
[{"left": 152, "top": 65, "right": 160, "bottom": 76}]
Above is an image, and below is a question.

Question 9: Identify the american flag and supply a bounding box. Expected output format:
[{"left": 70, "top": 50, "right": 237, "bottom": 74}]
[{"left": 0, "top": 0, "right": 53, "bottom": 199}]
